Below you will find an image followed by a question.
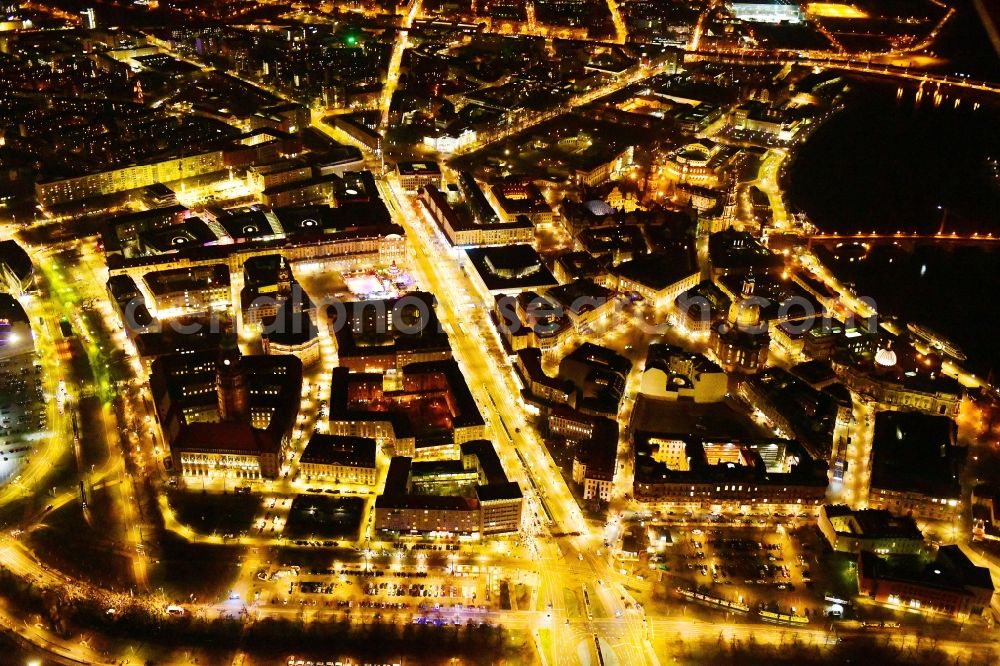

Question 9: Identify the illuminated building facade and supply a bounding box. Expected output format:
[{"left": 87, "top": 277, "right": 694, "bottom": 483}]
[
  {"left": 632, "top": 433, "right": 829, "bottom": 509},
  {"left": 639, "top": 344, "right": 728, "bottom": 404},
  {"left": 818, "top": 505, "right": 925, "bottom": 555},
  {"left": 571, "top": 418, "right": 619, "bottom": 502},
  {"left": 151, "top": 339, "right": 303, "bottom": 479},
  {"left": 857, "top": 546, "right": 994, "bottom": 620},
  {"left": 420, "top": 184, "right": 534, "bottom": 247},
  {"left": 35, "top": 151, "right": 226, "bottom": 207},
  {"left": 868, "top": 411, "right": 962, "bottom": 521},
  {"left": 486, "top": 179, "right": 555, "bottom": 226},
  {"left": 329, "top": 292, "right": 452, "bottom": 373},
  {"left": 298, "top": 434, "right": 378, "bottom": 485},
  {"left": 711, "top": 279, "right": 770, "bottom": 374},
  {"left": 374, "top": 440, "right": 522, "bottom": 538},
  {"left": 663, "top": 141, "right": 736, "bottom": 188},
  {"left": 728, "top": 0, "right": 804, "bottom": 23},
  {"left": 396, "top": 161, "right": 442, "bottom": 192},
  {"left": 328, "top": 360, "right": 486, "bottom": 460}
]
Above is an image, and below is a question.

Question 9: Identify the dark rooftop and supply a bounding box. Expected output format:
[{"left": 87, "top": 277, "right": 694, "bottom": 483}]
[
  {"left": 300, "top": 435, "right": 377, "bottom": 469},
  {"left": 465, "top": 245, "right": 558, "bottom": 293},
  {"left": 871, "top": 411, "right": 962, "bottom": 500}
]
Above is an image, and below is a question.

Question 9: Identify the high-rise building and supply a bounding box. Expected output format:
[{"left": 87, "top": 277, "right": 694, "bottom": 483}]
[{"left": 81, "top": 8, "right": 97, "bottom": 29}]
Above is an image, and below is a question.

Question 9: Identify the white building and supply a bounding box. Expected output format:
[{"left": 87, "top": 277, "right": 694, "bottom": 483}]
[{"left": 728, "top": 0, "right": 804, "bottom": 23}]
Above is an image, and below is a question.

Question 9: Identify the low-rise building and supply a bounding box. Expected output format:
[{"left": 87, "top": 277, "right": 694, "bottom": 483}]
[
  {"left": 107, "top": 275, "right": 156, "bottom": 336},
  {"left": 374, "top": 440, "right": 522, "bottom": 538},
  {"left": 421, "top": 183, "right": 534, "bottom": 247},
  {"left": 496, "top": 292, "right": 570, "bottom": 354},
  {"left": 868, "top": 411, "right": 963, "bottom": 521},
  {"left": 639, "top": 344, "right": 728, "bottom": 404},
  {"left": 35, "top": 150, "right": 226, "bottom": 207},
  {"left": 151, "top": 339, "right": 303, "bottom": 480},
  {"left": 553, "top": 251, "right": 607, "bottom": 285},
  {"left": 735, "top": 367, "right": 850, "bottom": 462},
  {"left": 487, "top": 179, "right": 554, "bottom": 226},
  {"left": 261, "top": 174, "right": 339, "bottom": 208},
  {"left": 262, "top": 309, "right": 320, "bottom": 365},
  {"left": 516, "top": 347, "right": 577, "bottom": 407},
  {"left": 329, "top": 292, "right": 452, "bottom": 372},
  {"left": 729, "top": 100, "right": 807, "bottom": 141},
  {"left": 662, "top": 141, "right": 736, "bottom": 188},
  {"left": 396, "top": 161, "right": 442, "bottom": 192},
  {"left": 571, "top": 418, "right": 619, "bottom": 502},
  {"left": 574, "top": 146, "right": 632, "bottom": 187},
  {"left": 298, "top": 434, "right": 377, "bottom": 485},
  {"left": 494, "top": 280, "right": 616, "bottom": 353},
  {"left": 248, "top": 159, "right": 313, "bottom": 192},
  {"left": 857, "top": 546, "right": 994, "bottom": 620},
  {"left": 464, "top": 245, "right": 558, "bottom": 300},
  {"left": 558, "top": 342, "right": 632, "bottom": 417},
  {"left": 675, "top": 280, "right": 730, "bottom": 336},
  {"left": 728, "top": 0, "right": 804, "bottom": 24},
  {"left": 818, "top": 505, "right": 925, "bottom": 555},
  {"left": 833, "top": 351, "right": 963, "bottom": 418},
  {"left": 632, "top": 432, "right": 829, "bottom": 510},
  {"left": 143, "top": 264, "right": 231, "bottom": 319},
  {"left": 332, "top": 113, "right": 382, "bottom": 151},
  {"left": 328, "top": 359, "right": 486, "bottom": 460},
  {"left": 611, "top": 251, "right": 700, "bottom": 311}
]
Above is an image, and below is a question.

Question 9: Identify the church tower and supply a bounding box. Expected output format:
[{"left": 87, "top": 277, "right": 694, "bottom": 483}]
[
  {"left": 276, "top": 256, "right": 292, "bottom": 299},
  {"left": 727, "top": 279, "right": 762, "bottom": 331},
  {"left": 722, "top": 183, "right": 738, "bottom": 226}
]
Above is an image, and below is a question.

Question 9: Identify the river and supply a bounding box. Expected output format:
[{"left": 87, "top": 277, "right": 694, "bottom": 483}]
[{"left": 789, "top": 81, "right": 1000, "bottom": 377}]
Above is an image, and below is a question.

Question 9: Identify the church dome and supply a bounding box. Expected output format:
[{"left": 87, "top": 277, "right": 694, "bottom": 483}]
[{"left": 875, "top": 347, "right": 897, "bottom": 367}]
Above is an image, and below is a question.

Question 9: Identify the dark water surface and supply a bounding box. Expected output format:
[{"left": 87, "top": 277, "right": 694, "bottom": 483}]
[{"left": 789, "top": 82, "right": 1000, "bottom": 377}]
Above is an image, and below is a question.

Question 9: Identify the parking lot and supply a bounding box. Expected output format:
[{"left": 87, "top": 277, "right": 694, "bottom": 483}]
[
  {"left": 0, "top": 353, "right": 45, "bottom": 481},
  {"left": 646, "top": 522, "right": 842, "bottom": 619},
  {"left": 246, "top": 561, "right": 493, "bottom": 623}
]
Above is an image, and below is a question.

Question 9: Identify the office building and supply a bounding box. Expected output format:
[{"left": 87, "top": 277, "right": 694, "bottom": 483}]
[
  {"left": 374, "top": 440, "right": 522, "bottom": 538},
  {"left": 396, "top": 161, "right": 442, "bottom": 192},
  {"left": 868, "top": 411, "right": 963, "bottom": 521},
  {"left": 639, "top": 344, "right": 728, "bottom": 404},
  {"left": 298, "top": 434, "right": 378, "bottom": 485},
  {"left": 857, "top": 546, "right": 994, "bottom": 620},
  {"left": 328, "top": 359, "right": 486, "bottom": 460},
  {"left": 818, "top": 505, "right": 925, "bottom": 555},
  {"left": 329, "top": 292, "right": 451, "bottom": 373},
  {"left": 633, "top": 433, "right": 829, "bottom": 509}
]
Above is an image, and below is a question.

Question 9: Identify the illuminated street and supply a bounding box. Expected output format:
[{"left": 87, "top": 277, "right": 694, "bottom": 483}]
[{"left": 0, "top": 1, "right": 998, "bottom": 664}]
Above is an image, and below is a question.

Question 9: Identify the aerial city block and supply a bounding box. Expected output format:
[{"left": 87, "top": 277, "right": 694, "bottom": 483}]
[{"left": 0, "top": 0, "right": 999, "bottom": 664}]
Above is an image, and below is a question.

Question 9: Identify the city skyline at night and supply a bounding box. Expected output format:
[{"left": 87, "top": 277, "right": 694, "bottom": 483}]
[{"left": 0, "top": 1, "right": 999, "bottom": 664}]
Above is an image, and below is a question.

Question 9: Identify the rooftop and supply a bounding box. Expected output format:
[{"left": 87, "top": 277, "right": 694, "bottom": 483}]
[
  {"left": 859, "top": 545, "right": 994, "bottom": 595},
  {"left": 376, "top": 439, "right": 521, "bottom": 510},
  {"left": 822, "top": 505, "right": 923, "bottom": 541},
  {"left": 871, "top": 411, "right": 962, "bottom": 500},
  {"left": 614, "top": 248, "right": 697, "bottom": 291},
  {"left": 300, "top": 435, "right": 377, "bottom": 469},
  {"left": 465, "top": 245, "right": 558, "bottom": 293},
  {"left": 329, "top": 359, "right": 484, "bottom": 443},
  {"left": 329, "top": 292, "right": 451, "bottom": 362}
]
